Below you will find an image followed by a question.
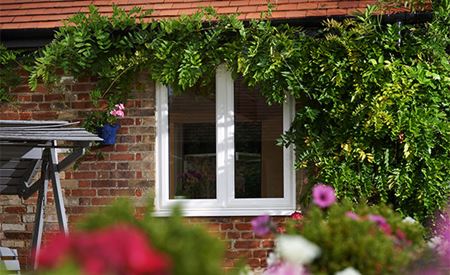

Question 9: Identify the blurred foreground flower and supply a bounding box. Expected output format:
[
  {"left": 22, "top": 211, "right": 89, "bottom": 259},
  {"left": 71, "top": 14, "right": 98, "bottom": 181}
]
[
  {"left": 37, "top": 224, "right": 171, "bottom": 275},
  {"left": 335, "top": 267, "right": 361, "bottom": 275},
  {"left": 251, "top": 215, "right": 273, "bottom": 236},
  {"left": 290, "top": 211, "right": 303, "bottom": 221},
  {"left": 264, "top": 262, "right": 307, "bottom": 275},
  {"left": 275, "top": 235, "right": 320, "bottom": 265}
]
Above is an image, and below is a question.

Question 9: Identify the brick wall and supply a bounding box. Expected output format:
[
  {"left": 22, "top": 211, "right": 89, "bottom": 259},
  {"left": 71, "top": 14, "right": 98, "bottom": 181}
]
[{"left": 0, "top": 74, "right": 287, "bottom": 270}]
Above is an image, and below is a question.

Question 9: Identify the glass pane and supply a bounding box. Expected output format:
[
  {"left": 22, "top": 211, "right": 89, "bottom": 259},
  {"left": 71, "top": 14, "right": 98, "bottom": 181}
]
[
  {"left": 234, "top": 78, "right": 284, "bottom": 198},
  {"left": 168, "top": 87, "right": 216, "bottom": 199}
]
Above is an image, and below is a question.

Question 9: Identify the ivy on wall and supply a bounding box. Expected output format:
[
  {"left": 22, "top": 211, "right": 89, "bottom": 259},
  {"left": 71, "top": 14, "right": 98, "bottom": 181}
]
[{"left": 3, "top": 1, "right": 450, "bottom": 222}]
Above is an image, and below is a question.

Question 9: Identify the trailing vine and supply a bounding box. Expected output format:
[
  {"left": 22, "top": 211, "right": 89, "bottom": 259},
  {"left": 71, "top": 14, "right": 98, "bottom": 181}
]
[
  {"left": 0, "top": 45, "right": 27, "bottom": 103},
  {"left": 3, "top": 1, "right": 450, "bottom": 222}
]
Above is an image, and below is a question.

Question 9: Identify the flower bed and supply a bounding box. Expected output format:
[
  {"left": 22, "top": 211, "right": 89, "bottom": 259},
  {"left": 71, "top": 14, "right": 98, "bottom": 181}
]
[{"left": 251, "top": 184, "right": 450, "bottom": 275}]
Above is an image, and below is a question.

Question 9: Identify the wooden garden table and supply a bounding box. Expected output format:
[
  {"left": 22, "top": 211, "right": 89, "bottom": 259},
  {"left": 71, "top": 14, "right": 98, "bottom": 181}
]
[{"left": 0, "top": 120, "right": 101, "bottom": 267}]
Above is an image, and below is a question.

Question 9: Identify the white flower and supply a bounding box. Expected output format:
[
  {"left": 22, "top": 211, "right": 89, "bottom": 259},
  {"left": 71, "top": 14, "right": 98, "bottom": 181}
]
[
  {"left": 266, "top": 252, "right": 280, "bottom": 267},
  {"left": 427, "top": 236, "right": 442, "bottom": 249},
  {"left": 335, "top": 267, "right": 362, "bottom": 275},
  {"left": 402, "top": 217, "right": 416, "bottom": 224},
  {"left": 275, "top": 235, "right": 321, "bottom": 265}
]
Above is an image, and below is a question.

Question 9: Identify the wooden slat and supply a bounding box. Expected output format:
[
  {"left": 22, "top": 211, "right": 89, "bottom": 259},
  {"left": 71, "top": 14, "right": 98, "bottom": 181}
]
[
  {"left": 0, "top": 131, "right": 97, "bottom": 136},
  {"left": 0, "top": 122, "right": 78, "bottom": 130},
  {"left": 0, "top": 120, "right": 69, "bottom": 126},
  {"left": 1, "top": 127, "right": 88, "bottom": 132},
  {"left": 0, "top": 135, "right": 101, "bottom": 141},
  {"left": 0, "top": 177, "right": 23, "bottom": 186},
  {"left": 0, "top": 119, "right": 101, "bottom": 143},
  {"left": 0, "top": 247, "right": 18, "bottom": 257},
  {"left": 0, "top": 168, "right": 27, "bottom": 177},
  {"left": 0, "top": 184, "right": 19, "bottom": 194},
  {"left": 0, "top": 160, "right": 33, "bottom": 169},
  {"left": 2, "top": 259, "right": 20, "bottom": 271},
  {"left": 0, "top": 147, "right": 43, "bottom": 160}
]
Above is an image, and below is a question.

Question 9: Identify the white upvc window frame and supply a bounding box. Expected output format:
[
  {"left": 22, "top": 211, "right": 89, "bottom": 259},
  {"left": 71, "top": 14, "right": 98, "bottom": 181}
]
[{"left": 155, "top": 65, "right": 295, "bottom": 216}]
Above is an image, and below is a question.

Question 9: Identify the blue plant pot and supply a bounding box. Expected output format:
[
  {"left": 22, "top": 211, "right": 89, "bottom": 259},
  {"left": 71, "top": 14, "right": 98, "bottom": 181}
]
[{"left": 99, "top": 123, "right": 120, "bottom": 145}]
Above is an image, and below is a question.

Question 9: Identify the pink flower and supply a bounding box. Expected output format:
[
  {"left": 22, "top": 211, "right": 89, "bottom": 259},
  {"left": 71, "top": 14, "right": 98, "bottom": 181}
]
[
  {"left": 115, "top": 103, "right": 125, "bottom": 110},
  {"left": 368, "top": 214, "right": 392, "bottom": 235},
  {"left": 312, "top": 184, "right": 336, "bottom": 208},
  {"left": 251, "top": 215, "right": 272, "bottom": 236},
  {"left": 395, "top": 229, "right": 408, "bottom": 242},
  {"left": 264, "top": 262, "right": 307, "bottom": 275},
  {"left": 368, "top": 214, "right": 387, "bottom": 226},
  {"left": 291, "top": 211, "right": 303, "bottom": 221},
  {"left": 36, "top": 233, "right": 72, "bottom": 268},
  {"left": 345, "top": 211, "right": 360, "bottom": 221},
  {"left": 276, "top": 226, "right": 286, "bottom": 234},
  {"left": 37, "top": 225, "right": 171, "bottom": 274},
  {"left": 110, "top": 109, "right": 125, "bottom": 118},
  {"left": 115, "top": 110, "right": 125, "bottom": 118}
]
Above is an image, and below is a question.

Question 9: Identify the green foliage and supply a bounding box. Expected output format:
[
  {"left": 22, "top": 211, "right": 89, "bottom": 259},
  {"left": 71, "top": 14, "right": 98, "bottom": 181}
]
[
  {"left": 286, "top": 200, "right": 425, "bottom": 274},
  {"left": 78, "top": 199, "right": 229, "bottom": 275},
  {"left": 278, "top": 4, "right": 450, "bottom": 223},
  {"left": 0, "top": 263, "right": 7, "bottom": 275},
  {"left": 0, "top": 45, "right": 23, "bottom": 103},
  {"left": 377, "top": 0, "right": 429, "bottom": 12},
  {"left": 11, "top": 1, "right": 450, "bottom": 222}
]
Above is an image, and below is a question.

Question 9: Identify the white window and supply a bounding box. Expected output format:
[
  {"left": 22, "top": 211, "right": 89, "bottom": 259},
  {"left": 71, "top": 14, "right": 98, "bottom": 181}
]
[{"left": 155, "top": 65, "right": 295, "bottom": 216}]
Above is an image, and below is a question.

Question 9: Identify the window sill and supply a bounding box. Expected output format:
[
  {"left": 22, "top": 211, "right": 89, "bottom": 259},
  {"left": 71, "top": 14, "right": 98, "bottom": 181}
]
[{"left": 153, "top": 206, "right": 295, "bottom": 217}]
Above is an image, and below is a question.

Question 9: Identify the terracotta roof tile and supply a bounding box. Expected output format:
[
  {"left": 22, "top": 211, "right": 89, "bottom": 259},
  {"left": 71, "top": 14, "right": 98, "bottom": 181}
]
[
  {"left": 245, "top": 12, "right": 262, "bottom": 20},
  {"left": 237, "top": 6, "right": 259, "bottom": 13},
  {"left": 306, "top": 9, "right": 328, "bottom": 16},
  {"left": 285, "top": 10, "right": 308, "bottom": 18},
  {"left": 326, "top": 8, "right": 348, "bottom": 15},
  {"left": 298, "top": 3, "right": 319, "bottom": 10},
  {"left": 338, "top": 1, "right": 360, "bottom": 8},
  {"left": 0, "top": 17, "right": 14, "bottom": 23},
  {"left": 0, "top": 0, "right": 425, "bottom": 30},
  {"left": 318, "top": 2, "right": 339, "bottom": 9},
  {"left": 216, "top": 6, "right": 238, "bottom": 14},
  {"left": 277, "top": 3, "right": 298, "bottom": 11}
]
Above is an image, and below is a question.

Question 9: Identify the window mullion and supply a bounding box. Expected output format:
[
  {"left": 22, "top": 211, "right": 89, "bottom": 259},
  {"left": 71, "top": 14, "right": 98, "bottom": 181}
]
[
  {"left": 283, "top": 96, "right": 296, "bottom": 206},
  {"left": 155, "top": 83, "right": 170, "bottom": 208},
  {"left": 216, "top": 65, "right": 234, "bottom": 207}
]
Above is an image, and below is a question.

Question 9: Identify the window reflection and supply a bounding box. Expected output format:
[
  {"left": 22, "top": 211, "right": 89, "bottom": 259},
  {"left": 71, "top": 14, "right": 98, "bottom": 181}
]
[
  {"left": 234, "top": 79, "right": 284, "bottom": 198},
  {"left": 169, "top": 88, "right": 216, "bottom": 199}
]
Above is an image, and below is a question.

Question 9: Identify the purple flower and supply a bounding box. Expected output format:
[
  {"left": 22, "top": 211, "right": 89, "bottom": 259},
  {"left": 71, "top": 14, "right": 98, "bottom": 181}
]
[
  {"left": 312, "top": 184, "right": 336, "bottom": 208},
  {"left": 345, "top": 211, "right": 360, "bottom": 221},
  {"left": 251, "top": 215, "right": 272, "bottom": 236},
  {"left": 368, "top": 214, "right": 387, "bottom": 226}
]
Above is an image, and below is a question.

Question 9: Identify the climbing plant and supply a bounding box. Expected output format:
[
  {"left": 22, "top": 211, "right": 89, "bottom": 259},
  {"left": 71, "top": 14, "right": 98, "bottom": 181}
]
[
  {"left": 0, "top": 45, "right": 24, "bottom": 103},
  {"left": 4, "top": 1, "right": 450, "bottom": 222}
]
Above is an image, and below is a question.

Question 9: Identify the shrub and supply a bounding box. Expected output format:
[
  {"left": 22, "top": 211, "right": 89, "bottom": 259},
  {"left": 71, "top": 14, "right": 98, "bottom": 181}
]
[{"left": 257, "top": 184, "right": 425, "bottom": 275}]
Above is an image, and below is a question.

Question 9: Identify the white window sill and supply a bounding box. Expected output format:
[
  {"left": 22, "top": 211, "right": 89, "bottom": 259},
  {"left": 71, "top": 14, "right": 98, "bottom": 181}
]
[{"left": 153, "top": 207, "right": 295, "bottom": 217}]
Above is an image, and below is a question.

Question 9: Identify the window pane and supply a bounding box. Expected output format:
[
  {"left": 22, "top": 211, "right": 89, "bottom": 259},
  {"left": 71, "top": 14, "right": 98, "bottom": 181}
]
[
  {"left": 234, "top": 78, "right": 284, "bottom": 198},
  {"left": 168, "top": 87, "right": 216, "bottom": 199}
]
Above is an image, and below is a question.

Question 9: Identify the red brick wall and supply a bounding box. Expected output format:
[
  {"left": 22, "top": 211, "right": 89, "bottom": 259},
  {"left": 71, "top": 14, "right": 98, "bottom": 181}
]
[{"left": 0, "top": 74, "right": 287, "bottom": 270}]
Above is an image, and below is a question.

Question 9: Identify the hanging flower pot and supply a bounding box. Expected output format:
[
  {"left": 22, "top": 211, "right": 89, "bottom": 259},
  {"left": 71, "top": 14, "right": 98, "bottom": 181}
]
[{"left": 99, "top": 123, "right": 120, "bottom": 145}]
